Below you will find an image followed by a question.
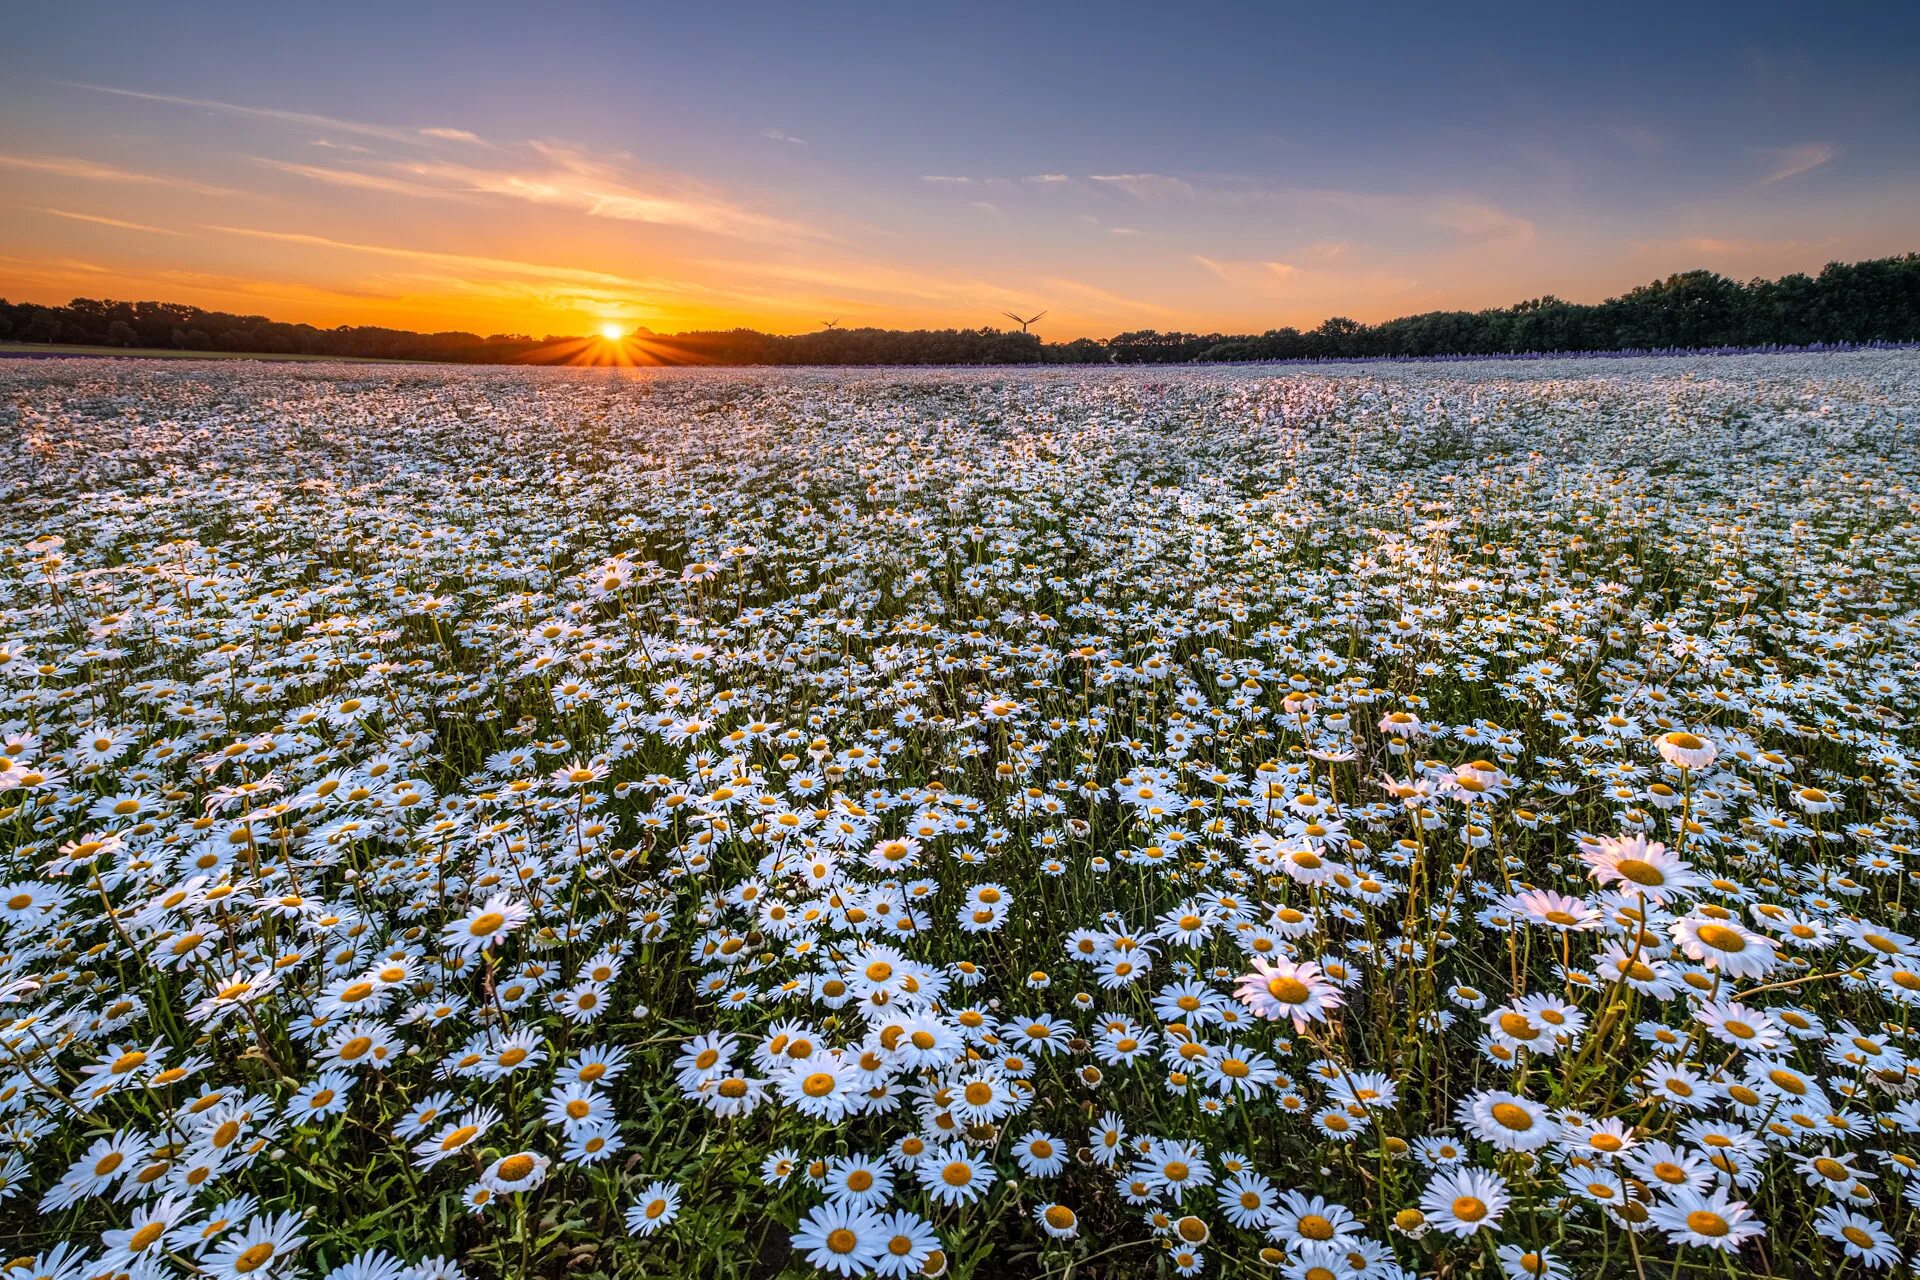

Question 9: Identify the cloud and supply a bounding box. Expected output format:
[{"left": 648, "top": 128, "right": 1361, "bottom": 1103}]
[
  {"left": 68, "top": 81, "right": 806, "bottom": 243},
  {"left": 68, "top": 83, "right": 491, "bottom": 149},
  {"left": 205, "top": 224, "right": 704, "bottom": 296},
  {"left": 1612, "top": 126, "right": 1665, "bottom": 154},
  {"left": 919, "top": 175, "right": 1022, "bottom": 191},
  {"left": 0, "top": 152, "right": 249, "bottom": 197},
  {"left": 0, "top": 252, "right": 123, "bottom": 278},
  {"left": 1299, "top": 240, "right": 1352, "bottom": 264},
  {"left": 761, "top": 128, "right": 808, "bottom": 146},
  {"left": 1755, "top": 143, "right": 1835, "bottom": 186},
  {"left": 197, "top": 225, "right": 854, "bottom": 322},
  {"left": 1037, "top": 276, "right": 1179, "bottom": 318},
  {"left": 256, "top": 159, "right": 452, "bottom": 198},
  {"left": 1632, "top": 235, "right": 1838, "bottom": 260},
  {"left": 400, "top": 143, "right": 818, "bottom": 241},
  {"left": 257, "top": 148, "right": 818, "bottom": 242},
  {"left": 1088, "top": 173, "right": 1196, "bottom": 201},
  {"left": 698, "top": 257, "right": 1172, "bottom": 325},
  {"left": 193, "top": 225, "right": 868, "bottom": 326},
  {"left": 1186, "top": 257, "right": 1296, "bottom": 288},
  {"left": 1179, "top": 252, "right": 1422, "bottom": 308},
  {"left": 1305, "top": 190, "right": 1534, "bottom": 246},
  {"left": 956, "top": 170, "right": 1532, "bottom": 251},
  {"left": 24, "top": 207, "right": 188, "bottom": 236},
  {"left": 1420, "top": 201, "right": 1536, "bottom": 245},
  {"left": 969, "top": 201, "right": 1004, "bottom": 217},
  {"left": 698, "top": 257, "right": 1000, "bottom": 307},
  {"left": 140, "top": 268, "right": 407, "bottom": 308}
]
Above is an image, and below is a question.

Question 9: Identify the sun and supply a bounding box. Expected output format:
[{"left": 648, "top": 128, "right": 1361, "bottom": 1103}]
[{"left": 598, "top": 322, "right": 625, "bottom": 341}]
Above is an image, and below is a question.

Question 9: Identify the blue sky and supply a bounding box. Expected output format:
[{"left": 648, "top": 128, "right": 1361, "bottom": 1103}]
[{"left": 3, "top": 1, "right": 1916, "bottom": 337}]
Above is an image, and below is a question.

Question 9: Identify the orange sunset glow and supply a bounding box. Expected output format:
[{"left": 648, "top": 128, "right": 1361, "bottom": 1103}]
[{"left": 3, "top": 5, "right": 1918, "bottom": 344}]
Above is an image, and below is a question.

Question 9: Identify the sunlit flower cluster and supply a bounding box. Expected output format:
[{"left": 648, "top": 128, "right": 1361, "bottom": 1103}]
[{"left": 1, "top": 352, "right": 1918, "bottom": 1279}]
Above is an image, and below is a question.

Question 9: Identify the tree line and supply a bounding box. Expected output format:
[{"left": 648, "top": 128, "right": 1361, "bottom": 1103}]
[{"left": 3, "top": 254, "right": 1917, "bottom": 366}]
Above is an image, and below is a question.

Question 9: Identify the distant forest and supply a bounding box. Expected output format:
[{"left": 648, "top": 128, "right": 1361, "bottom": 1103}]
[{"left": 4, "top": 254, "right": 1918, "bottom": 366}]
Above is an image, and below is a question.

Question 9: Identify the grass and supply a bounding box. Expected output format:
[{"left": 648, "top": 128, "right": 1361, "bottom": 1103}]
[{"left": 0, "top": 351, "right": 1915, "bottom": 1280}]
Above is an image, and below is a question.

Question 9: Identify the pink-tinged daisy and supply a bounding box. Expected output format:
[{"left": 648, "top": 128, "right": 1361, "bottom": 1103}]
[
  {"left": 1233, "top": 957, "right": 1344, "bottom": 1030},
  {"left": 1669, "top": 913, "right": 1779, "bottom": 979},
  {"left": 1580, "top": 834, "right": 1704, "bottom": 903}
]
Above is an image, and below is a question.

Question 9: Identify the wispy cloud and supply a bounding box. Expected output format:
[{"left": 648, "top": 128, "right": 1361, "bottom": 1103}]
[
  {"left": 1305, "top": 190, "right": 1534, "bottom": 246},
  {"left": 1421, "top": 201, "right": 1535, "bottom": 245},
  {"left": 1611, "top": 125, "right": 1665, "bottom": 154},
  {"left": 67, "top": 83, "right": 492, "bottom": 148},
  {"left": 256, "top": 158, "right": 452, "bottom": 198},
  {"left": 1632, "top": 234, "right": 1838, "bottom": 259},
  {"left": 1192, "top": 254, "right": 1231, "bottom": 282},
  {"left": 196, "top": 223, "right": 774, "bottom": 320},
  {"left": 260, "top": 147, "right": 820, "bottom": 241},
  {"left": 0, "top": 252, "right": 123, "bottom": 278},
  {"left": 24, "top": 206, "right": 188, "bottom": 236},
  {"left": 0, "top": 152, "right": 249, "bottom": 197},
  {"left": 761, "top": 128, "right": 807, "bottom": 146},
  {"left": 698, "top": 257, "right": 1001, "bottom": 307},
  {"left": 1299, "top": 240, "right": 1352, "bottom": 264},
  {"left": 931, "top": 169, "right": 1533, "bottom": 249},
  {"left": 66, "top": 81, "right": 807, "bottom": 243},
  {"left": 694, "top": 257, "right": 1171, "bottom": 325},
  {"left": 1088, "top": 173, "right": 1196, "bottom": 201},
  {"left": 1179, "top": 251, "right": 1420, "bottom": 307},
  {"left": 1186, "top": 257, "right": 1296, "bottom": 288},
  {"left": 140, "top": 268, "right": 407, "bottom": 308},
  {"left": 1038, "top": 277, "right": 1180, "bottom": 317},
  {"left": 1754, "top": 143, "right": 1835, "bottom": 186},
  {"left": 205, "top": 224, "right": 697, "bottom": 294},
  {"left": 402, "top": 143, "right": 821, "bottom": 241},
  {"left": 419, "top": 127, "right": 489, "bottom": 146}
]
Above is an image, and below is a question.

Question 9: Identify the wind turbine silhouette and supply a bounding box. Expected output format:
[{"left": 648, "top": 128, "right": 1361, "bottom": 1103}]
[
  {"left": 1002, "top": 310, "right": 1047, "bottom": 334},
  {"left": 820, "top": 319, "right": 841, "bottom": 331}
]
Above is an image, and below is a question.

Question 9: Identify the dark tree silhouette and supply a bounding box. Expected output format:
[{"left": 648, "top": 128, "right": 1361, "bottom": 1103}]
[{"left": 4, "top": 255, "right": 1918, "bottom": 365}]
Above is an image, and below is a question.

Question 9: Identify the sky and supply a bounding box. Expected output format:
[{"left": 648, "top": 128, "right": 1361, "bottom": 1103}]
[{"left": 3, "top": 1, "right": 1919, "bottom": 340}]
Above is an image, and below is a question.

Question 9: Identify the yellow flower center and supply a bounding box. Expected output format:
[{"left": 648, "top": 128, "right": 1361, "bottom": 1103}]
[
  {"left": 1451, "top": 1197, "right": 1487, "bottom": 1223},
  {"left": 1267, "top": 977, "right": 1310, "bottom": 1003},
  {"left": 1694, "top": 924, "right": 1747, "bottom": 952},
  {"left": 234, "top": 1243, "right": 276, "bottom": 1274}
]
